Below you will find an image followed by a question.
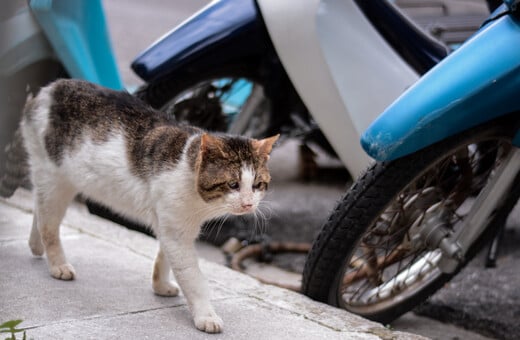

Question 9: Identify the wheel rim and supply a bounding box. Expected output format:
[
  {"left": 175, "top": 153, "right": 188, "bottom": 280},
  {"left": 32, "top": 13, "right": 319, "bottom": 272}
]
[
  {"left": 160, "top": 78, "right": 270, "bottom": 138},
  {"left": 337, "top": 137, "right": 512, "bottom": 316}
]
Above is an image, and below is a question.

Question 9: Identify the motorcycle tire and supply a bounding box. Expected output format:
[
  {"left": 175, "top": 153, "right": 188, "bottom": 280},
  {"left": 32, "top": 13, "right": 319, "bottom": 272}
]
[
  {"left": 302, "top": 114, "right": 520, "bottom": 325},
  {"left": 134, "top": 65, "right": 273, "bottom": 138}
]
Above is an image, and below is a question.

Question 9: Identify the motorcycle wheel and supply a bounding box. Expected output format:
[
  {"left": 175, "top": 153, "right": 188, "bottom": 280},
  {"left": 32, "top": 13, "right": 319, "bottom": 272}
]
[
  {"left": 134, "top": 69, "right": 272, "bottom": 138},
  {"left": 302, "top": 115, "right": 520, "bottom": 324}
]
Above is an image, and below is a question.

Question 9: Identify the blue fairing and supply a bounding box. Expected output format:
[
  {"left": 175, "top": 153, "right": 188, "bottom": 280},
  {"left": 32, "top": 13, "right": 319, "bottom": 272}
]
[
  {"left": 362, "top": 11, "right": 520, "bottom": 161},
  {"left": 131, "top": 0, "right": 266, "bottom": 82},
  {"left": 30, "top": 0, "right": 123, "bottom": 90}
]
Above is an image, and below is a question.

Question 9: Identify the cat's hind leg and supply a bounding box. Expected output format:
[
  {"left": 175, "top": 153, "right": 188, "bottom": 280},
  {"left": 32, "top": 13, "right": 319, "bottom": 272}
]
[
  {"left": 33, "top": 179, "right": 77, "bottom": 280},
  {"left": 28, "top": 214, "right": 44, "bottom": 256},
  {"left": 152, "top": 246, "right": 180, "bottom": 297}
]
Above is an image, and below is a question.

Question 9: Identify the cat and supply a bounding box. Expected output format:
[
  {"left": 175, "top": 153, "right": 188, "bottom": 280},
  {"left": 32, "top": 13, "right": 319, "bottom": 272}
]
[{"left": 20, "top": 79, "right": 279, "bottom": 333}]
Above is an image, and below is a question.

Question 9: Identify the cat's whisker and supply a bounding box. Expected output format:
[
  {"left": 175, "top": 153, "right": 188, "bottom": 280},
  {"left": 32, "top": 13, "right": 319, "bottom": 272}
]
[
  {"left": 201, "top": 217, "right": 219, "bottom": 237},
  {"left": 252, "top": 215, "right": 263, "bottom": 239},
  {"left": 250, "top": 201, "right": 269, "bottom": 235},
  {"left": 246, "top": 209, "right": 264, "bottom": 242},
  {"left": 253, "top": 208, "right": 263, "bottom": 233},
  {"left": 259, "top": 208, "right": 270, "bottom": 235},
  {"left": 258, "top": 200, "right": 274, "bottom": 220},
  {"left": 197, "top": 206, "right": 233, "bottom": 243},
  {"left": 213, "top": 214, "right": 230, "bottom": 243}
]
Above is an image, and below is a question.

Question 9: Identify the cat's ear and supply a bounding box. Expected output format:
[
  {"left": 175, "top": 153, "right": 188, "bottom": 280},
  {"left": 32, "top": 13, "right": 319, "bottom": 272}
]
[
  {"left": 252, "top": 134, "right": 280, "bottom": 158},
  {"left": 200, "top": 133, "right": 226, "bottom": 157}
]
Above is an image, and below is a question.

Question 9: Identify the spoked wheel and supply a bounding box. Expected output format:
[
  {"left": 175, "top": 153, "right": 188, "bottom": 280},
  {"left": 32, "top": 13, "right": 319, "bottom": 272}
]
[
  {"left": 136, "top": 72, "right": 272, "bottom": 138},
  {"left": 302, "top": 115, "right": 520, "bottom": 324},
  {"left": 163, "top": 78, "right": 271, "bottom": 137}
]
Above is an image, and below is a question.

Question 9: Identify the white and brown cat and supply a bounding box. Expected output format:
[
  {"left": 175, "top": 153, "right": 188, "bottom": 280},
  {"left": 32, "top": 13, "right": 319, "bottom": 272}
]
[{"left": 21, "top": 79, "right": 278, "bottom": 333}]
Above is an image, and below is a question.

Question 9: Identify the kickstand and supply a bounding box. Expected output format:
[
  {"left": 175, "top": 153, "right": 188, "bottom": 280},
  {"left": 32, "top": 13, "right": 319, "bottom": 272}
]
[{"left": 485, "top": 222, "right": 506, "bottom": 268}]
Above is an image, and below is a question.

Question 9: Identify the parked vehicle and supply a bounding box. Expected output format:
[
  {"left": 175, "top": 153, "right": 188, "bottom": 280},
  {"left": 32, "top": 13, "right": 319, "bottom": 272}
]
[
  {"left": 0, "top": 0, "right": 122, "bottom": 196},
  {"left": 302, "top": 2, "right": 520, "bottom": 324},
  {"left": 130, "top": 0, "right": 467, "bottom": 178}
]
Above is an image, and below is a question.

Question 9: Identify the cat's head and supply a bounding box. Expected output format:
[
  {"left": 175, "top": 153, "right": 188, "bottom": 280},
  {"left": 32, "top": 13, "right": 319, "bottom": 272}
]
[{"left": 194, "top": 133, "right": 279, "bottom": 215}]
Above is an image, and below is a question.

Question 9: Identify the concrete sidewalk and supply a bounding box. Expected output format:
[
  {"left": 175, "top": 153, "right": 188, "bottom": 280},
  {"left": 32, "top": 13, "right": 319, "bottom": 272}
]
[{"left": 0, "top": 190, "right": 424, "bottom": 339}]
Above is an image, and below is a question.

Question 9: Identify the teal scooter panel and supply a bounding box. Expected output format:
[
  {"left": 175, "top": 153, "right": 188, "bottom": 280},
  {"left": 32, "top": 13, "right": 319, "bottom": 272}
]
[
  {"left": 361, "top": 13, "right": 520, "bottom": 161},
  {"left": 30, "top": 0, "right": 123, "bottom": 90}
]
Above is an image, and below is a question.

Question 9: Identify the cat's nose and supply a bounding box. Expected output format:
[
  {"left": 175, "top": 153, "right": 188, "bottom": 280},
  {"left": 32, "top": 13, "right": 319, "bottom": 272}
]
[
  {"left": 239, "top": 203, "right": 254, "bottom": 213},
  {"left": 234, "top": 203, "right": 255, "bottom": 215},
  {"left": 241, "top": 203, "right": 253, "bottom": 210}
]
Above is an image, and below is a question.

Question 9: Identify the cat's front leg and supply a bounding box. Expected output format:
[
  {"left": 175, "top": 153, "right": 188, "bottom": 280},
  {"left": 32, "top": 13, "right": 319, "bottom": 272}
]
[{"left": 158, "top": 237, "right": 223, "bottom": 333}]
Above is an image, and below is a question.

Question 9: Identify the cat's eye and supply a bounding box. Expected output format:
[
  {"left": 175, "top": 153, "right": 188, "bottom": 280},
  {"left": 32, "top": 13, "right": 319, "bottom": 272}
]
[
  {"left": 253, "top": 182, "right": 267, "bottom": 190},
  {"left": 228, "top": 181, "right": 240, "bottom": 190}
]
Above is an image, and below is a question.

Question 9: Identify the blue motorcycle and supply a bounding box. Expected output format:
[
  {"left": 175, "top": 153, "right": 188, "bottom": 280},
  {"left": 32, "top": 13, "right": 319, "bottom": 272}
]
[{"left": 302, "top": 1, "right": 520, "bottom": 324}]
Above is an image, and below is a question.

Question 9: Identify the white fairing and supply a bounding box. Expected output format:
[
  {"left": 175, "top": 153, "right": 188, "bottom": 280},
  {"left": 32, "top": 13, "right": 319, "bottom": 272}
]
[{"left": 256, "top": 0, "right": 419, "bottom": 177}]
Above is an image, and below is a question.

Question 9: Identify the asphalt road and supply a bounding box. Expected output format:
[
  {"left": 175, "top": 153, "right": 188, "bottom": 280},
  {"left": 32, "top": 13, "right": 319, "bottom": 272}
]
[{"left": 103, "top": 1, "right": 518, "bottom": 339}]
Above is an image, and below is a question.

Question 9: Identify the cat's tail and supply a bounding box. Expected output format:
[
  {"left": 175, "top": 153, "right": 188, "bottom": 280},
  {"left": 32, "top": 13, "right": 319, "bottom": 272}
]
[
  {"left": 0, "top": 128, "right": 29, "bottom": 198},
  {"left": 0, "top": 94, "right": 32, "bottom": 198}
]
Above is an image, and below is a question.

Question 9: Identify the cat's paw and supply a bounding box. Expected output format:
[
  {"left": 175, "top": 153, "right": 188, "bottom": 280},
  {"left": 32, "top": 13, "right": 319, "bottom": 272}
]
[
  {"left": 29, "top": 238, "right": 44, "bottom": 256},
  {"left": 194, "top": 314, "right": 223, "bottom": 333},
  {"left": 50, "top": 263, "right": 76, "bottom": 280},
  {"left": 153, "top": 281, "right": 179, "bottom": 297}
]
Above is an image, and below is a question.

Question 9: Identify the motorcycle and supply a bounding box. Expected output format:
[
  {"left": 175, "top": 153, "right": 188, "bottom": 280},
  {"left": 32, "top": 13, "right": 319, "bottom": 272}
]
[
  {"left": 0, "top": 0, "right": 123, "bottom": 196},
  {"left": 302, "top": 1, "right": 520, "bottom": 325},
  {"left": 129, "top": 0, "right": 474, "bottom": 178}
]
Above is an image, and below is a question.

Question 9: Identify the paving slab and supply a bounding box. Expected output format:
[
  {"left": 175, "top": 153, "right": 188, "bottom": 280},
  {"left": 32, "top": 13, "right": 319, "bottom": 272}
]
[{"left": 0, "top": 190, "right": 424, "bottom": 339}]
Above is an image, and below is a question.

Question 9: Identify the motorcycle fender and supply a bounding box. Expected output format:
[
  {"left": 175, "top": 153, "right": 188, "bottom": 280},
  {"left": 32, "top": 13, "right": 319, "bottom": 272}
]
[
  {"left": 131, "top": 0, "right": 269, "bottom": 82},
  {"left": 362, "top": 13, "right": 520, "bottom": 161},
  {"left": 29, "top": 0, "right": 123, "bottom": 89}
]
